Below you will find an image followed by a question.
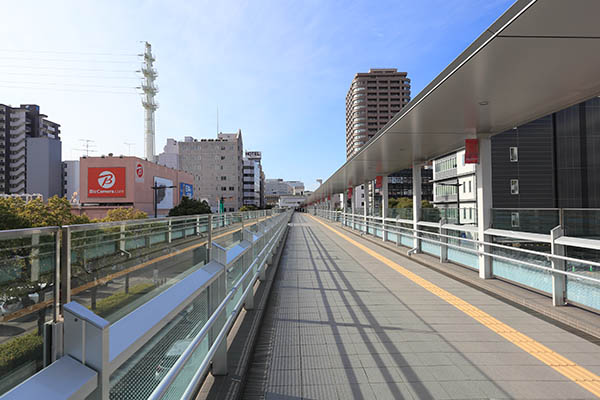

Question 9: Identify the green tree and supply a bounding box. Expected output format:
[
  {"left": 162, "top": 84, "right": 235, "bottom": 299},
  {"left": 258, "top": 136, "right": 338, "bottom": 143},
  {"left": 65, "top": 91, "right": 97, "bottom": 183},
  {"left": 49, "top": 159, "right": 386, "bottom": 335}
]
[
  {"left": 168, "top": 197, "right": 211, "bottom": 216},
  {"left": 388, "top": 197, "right": 434, "bottom": 209},
  {"left": 239, "top": 205, "right": 258, "bottom": 212},
  {"left": 0, "top": 198, "right": 30, "bottom": 230},
  {"left": 100, "top": 207, "right": 147, "bottom": 222}
]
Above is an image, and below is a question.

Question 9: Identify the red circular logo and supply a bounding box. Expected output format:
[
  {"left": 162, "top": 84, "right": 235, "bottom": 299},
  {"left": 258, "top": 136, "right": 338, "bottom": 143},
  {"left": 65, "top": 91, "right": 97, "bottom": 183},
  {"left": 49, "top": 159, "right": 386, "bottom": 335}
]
[
  {"left": 136, "top": 163, "right": 144, "bottom": 178},
  {"left": 98, "top": 171, "right": 116, "bottom": 189}
]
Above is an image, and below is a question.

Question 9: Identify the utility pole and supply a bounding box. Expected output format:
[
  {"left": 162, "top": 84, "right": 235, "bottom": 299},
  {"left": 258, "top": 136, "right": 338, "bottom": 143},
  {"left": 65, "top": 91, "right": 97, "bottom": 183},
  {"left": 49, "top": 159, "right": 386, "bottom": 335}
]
[{"left": 139, "top": 41, "right": 158, "bottom": 162}]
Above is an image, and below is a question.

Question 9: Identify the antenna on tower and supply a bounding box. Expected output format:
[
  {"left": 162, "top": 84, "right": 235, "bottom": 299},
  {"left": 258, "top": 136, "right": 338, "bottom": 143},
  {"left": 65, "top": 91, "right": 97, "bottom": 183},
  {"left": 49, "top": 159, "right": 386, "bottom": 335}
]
[
  {"left": 74, "top": 139, "right": 97, "bottom": 157},
  {"left": 217, "top": 107, "right": 219, "bottom": 135},
  {"left": 138, "top": 41, "right": 158, "bottom": 162},
  {"left": 124, "top": 142, "right": 135, "bottom": 155}
]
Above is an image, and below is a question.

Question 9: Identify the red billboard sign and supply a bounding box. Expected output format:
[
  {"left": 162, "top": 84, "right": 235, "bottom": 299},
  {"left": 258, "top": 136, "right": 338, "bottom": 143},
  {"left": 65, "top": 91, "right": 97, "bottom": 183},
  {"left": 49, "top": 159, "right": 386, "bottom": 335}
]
[
  {"left": 88, "top": 167, "right": 126, "bottom": 197},
  {"left": 375, "top": 175, "right": 383, "bottom": 189},
  {"left": 465, "top": 139, "right": 479, "bottom": 164},
  {"left": 348, "top": 187, "right": 353, "bottom": 199}
]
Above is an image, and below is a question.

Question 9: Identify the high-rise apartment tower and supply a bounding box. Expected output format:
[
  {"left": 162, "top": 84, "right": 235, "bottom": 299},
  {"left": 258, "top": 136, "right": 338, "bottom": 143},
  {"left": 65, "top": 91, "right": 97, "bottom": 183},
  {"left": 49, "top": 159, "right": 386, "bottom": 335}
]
[{"left": 345, "top": 68, "right": 411, "bottom": 159}]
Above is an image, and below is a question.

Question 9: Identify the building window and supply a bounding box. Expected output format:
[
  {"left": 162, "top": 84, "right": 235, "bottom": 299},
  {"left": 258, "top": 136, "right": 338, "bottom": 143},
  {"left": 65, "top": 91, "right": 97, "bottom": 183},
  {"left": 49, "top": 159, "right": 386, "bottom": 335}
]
[
  {"left": 468, "top": 180, "right": 472, "bottom": 193},
  {"left": 229, "top": 186, "right": 234, "bottom": 191},
  {"left": 221, "top": 176, "right": 226, "bottom": 181},
  {"left": 221, "top": 186, "right": 227, "bottom": 191},
  {"left": 511, "top": 212, "right": 520, "bottom": 227},
  {"left": 510, "top": 179, "right": 519, "bottom": 195},
  {"left": 510, "top": 147, "right": 518, "bottom": 162},
  {"left": 221, "top": 156, "right": 225, "bottom": 160}
]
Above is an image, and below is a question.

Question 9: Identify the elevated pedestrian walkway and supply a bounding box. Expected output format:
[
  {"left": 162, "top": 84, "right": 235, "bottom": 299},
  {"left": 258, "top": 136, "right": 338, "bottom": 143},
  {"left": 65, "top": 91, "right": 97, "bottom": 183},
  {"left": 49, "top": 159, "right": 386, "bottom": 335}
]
[{"left": 242, "top": 213, "right": 600, "bottom": 400}]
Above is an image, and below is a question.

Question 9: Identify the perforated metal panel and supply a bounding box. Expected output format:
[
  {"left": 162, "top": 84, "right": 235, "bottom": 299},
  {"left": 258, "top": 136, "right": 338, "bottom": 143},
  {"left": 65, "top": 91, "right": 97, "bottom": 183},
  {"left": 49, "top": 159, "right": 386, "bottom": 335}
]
[{"left": 108, "top": 291, "right": 209, "bottom": 400}]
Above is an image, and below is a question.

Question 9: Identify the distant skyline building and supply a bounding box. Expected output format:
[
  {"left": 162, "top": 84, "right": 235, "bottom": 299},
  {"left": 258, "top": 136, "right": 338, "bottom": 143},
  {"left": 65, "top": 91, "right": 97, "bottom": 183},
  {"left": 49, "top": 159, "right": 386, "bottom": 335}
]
[
  {"left": 243, "top": 151, "right": 264, "bottom": 208},
  {"left": 178, "top": 131, "right": 244, "bottom": 212},
  {"left": 345, "top": 68, "right": 411, "bottom": 159},
  {"left": 157, "top": 138, "right": 179, "bottom": 170},
  {"left": 0, "top": 104, "right": 62, "bottom": 199},
  {"left": 265, "top": 178, "right": 304, "bottom": 206}
]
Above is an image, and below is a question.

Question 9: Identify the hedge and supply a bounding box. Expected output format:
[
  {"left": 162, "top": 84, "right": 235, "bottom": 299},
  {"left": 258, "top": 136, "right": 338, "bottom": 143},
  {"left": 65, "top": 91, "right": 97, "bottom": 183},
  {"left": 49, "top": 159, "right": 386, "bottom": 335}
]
[
  {"left": 0, "top": 332, "right": 43, "bottom": 377},
  {"left": 0, "top": 283, "right": 156, "bottom": 378},
  {"left": 94, "top": 282, "right": 155, "bottom": 318}
]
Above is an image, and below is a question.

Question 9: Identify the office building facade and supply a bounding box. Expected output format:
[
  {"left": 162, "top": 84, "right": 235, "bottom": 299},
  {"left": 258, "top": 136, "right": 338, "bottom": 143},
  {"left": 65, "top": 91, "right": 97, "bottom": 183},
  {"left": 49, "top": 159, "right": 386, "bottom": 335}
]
[
  {"left": 179, "top": 131, "right": 244, "bottom": 212},
  {"left": 0, "top": 104, "right": 62, "bottom": 199},
  {"left": 492, "top": 97, "right": 600, "bottom": 208}
]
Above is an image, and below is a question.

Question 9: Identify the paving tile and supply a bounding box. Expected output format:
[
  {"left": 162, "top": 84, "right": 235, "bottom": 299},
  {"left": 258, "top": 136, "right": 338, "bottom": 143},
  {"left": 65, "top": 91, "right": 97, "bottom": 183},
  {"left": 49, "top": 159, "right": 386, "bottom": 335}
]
[{"left": 244, "top": 215, "right": 600, "bottom": 400}]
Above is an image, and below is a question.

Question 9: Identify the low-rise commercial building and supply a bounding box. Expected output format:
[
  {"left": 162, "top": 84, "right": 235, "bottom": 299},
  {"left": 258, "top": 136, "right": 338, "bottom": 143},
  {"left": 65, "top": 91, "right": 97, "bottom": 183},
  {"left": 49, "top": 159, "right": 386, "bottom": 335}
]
[{"left": 78, "top": 155, "right": 193, "bottom": 218}]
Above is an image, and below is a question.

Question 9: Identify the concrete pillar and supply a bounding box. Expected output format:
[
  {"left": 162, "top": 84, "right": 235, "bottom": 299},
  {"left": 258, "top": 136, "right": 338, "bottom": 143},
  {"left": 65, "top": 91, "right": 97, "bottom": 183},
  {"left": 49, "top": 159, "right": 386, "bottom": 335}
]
[
  {"left": 551, "top": 226, "right": 566, "bottom": 306},
  {"left": 477, "top": 136, "right": 493, "bottom": 279},
  {"left": 382, "top": 175, "right": 389, "bottom": 241},
  {"left": 342, "top": 191, "right": 348, "bottom": 226},
  {"left": 412, "top": 165, "right": 422, "bottom": 251}
]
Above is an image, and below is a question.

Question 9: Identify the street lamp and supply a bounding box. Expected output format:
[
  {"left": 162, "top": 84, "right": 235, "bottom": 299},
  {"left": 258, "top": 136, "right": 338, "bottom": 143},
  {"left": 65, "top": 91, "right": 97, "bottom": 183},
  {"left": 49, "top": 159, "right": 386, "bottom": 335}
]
[
  {"left": 151, "top": 185, "right": 175, "bottom": 218},
  {"left": 437, "top": 181, "right": 463, "bottom": 225}
]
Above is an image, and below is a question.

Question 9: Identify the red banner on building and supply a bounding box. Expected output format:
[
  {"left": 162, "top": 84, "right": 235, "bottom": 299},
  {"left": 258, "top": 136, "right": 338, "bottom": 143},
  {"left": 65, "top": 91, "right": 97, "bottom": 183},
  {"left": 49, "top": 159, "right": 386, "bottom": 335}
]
[
  {"left": 328, "top": 195, "right": 331, "bottom": 201},
  {"left": 375, "top": 175, "right": 383, "bottom": 189},
  {"left": 348, "top": 187, "right": 353, "bottom": 199},
  {"left": 88, "top": 167, "right": 126, "bottom": 197},
  {"left": 465, "top": 139, "right": 479, "bottom": 164}
]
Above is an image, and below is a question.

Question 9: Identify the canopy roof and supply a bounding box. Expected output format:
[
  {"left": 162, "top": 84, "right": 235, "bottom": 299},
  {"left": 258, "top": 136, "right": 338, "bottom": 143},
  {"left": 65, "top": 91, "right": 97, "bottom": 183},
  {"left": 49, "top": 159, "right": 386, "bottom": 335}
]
[{"left": 308, "top": 0, "right": 600, "bottom": 203}]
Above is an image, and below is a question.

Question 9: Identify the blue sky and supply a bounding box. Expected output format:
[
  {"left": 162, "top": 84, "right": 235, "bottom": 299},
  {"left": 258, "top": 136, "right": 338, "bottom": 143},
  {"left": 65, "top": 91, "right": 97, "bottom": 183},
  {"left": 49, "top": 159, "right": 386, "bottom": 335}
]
[{"left": 1, "top": 0, "right": 514, "bottom": 190}]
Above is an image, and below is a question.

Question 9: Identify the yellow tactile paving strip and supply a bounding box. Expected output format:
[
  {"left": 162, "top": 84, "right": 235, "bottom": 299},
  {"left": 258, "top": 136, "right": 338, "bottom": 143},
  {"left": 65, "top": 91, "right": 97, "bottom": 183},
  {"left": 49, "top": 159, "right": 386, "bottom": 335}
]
[{"left": 309, "top": 214, "right": 600, "bottom": 397}]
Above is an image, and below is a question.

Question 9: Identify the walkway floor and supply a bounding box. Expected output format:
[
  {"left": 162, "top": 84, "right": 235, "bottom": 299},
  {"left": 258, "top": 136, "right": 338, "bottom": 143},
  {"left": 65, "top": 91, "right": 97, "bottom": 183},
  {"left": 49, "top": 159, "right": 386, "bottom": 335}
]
[{"left": 243, "top": 213, "right": 600, "bottom": 400}]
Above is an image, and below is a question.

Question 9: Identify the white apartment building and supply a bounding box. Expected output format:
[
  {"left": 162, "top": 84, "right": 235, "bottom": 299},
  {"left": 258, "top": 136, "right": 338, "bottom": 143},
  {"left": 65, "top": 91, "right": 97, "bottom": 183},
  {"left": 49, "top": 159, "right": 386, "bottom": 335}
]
[
  {"left": 432, "top": 148, "right": 477, "bottom": 224},
  {"left": 62, "top": 160, "right": 80, "bottom": 203},
  {"left": 243, "top": 151, "right": 262, "bottom": 208}
]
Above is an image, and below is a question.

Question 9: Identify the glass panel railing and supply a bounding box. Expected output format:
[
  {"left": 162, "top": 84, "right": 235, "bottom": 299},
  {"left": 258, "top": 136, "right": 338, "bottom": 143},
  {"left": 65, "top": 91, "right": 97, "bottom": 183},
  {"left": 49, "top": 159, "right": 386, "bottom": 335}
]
[
  {"left": 387, "top": 208, "right": 412, "bottom": 220},
  {"left": 492, "top": 209, "right": 559, "bottom": 234},
  {"left": 563, "top": 209, "right": 600, "bottom": 238},
  {"left": 490, "top": 236, "right": 552, "bottom": 294},
  {"left": 0, "top": 227, "right": 58, "bottom": 395},
  {"left": 69, "top": 216, "right": 211, "bottom": 323}
]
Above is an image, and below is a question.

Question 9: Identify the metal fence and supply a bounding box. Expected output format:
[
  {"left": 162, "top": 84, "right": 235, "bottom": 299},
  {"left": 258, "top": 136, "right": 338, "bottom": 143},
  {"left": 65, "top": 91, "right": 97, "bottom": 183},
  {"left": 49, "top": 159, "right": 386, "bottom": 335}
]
[
  {"left": 312, "top": 209, "right": 600, "bottom": 316},
  {"left": 0, "top": 209, "right": 288, "bottom": 398}
]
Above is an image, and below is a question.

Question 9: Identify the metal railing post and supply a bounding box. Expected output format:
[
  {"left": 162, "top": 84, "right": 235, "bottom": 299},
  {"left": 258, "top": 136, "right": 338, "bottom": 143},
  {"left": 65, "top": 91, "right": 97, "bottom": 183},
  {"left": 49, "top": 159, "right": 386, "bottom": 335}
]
[
  {"left": 440, "top": 220, "right": 448, "bottom": 263},
  {"left": 551, "top": 226, "right": 566, "bottom": 306},
  {"left": 60, "top": 226, "right": 71, "bottom": 315},
  {"left": 207, "top": 214, "right": 213, "bottom": 261},
  {"left": 167, "top": 219, "right": 172, "bottom": 243},
  {"left": 119, "top": 222, "right": 126, "bottom": 253}
]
